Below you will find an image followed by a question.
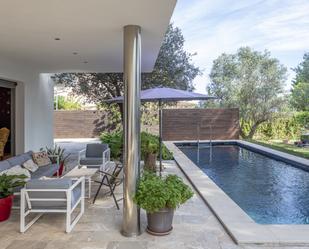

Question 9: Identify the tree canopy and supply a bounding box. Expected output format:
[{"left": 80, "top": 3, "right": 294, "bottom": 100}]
[
  {"left": 293, "top": 52, "right": 309, "bottom": 85},
  {"left": 290, "top": 52, "right": 309, "bottom": 111},
  {"left": 208, "top": 47, "right": 287, "bottom": 139},
  {"left": 290, "top": 82, "right": 309, "bottom": 111},
  {"left": 53, "top": 24, "right": 201, "bottom": 107}
]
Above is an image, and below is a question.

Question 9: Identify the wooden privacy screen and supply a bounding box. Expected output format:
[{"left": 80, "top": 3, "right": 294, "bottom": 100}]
[
  {"left": 162, "top": 108, "right": 239, "bottom": 141},
  {"left": 54, "top": 110, "right": 110, "bottom": 138}
]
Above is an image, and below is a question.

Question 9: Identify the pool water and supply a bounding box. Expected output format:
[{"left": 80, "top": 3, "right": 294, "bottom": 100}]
[{"left": 178, "top": 144, "right": 309, "bottom": 224}]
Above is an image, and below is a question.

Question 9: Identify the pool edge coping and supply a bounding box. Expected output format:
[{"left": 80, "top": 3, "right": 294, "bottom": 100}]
[{"left": 165, "top": 140, "right": 309, "bottom": 246}]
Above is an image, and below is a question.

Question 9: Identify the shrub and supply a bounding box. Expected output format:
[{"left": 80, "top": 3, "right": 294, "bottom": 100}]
[
  {"left": 54, "top": 96, "right": 82, "bottom": 110},
  {"left": 100, "top": 131, "right": 173, "bottom": 160},
  {"left": 253, "top": 111, "right": 309, "bottom": 140},
  {"left": 133, "top": 172, "right": 194, "bottom": 213},
  {"left": 295, "top": 111, "right": 309, "bottom": 130},
  {"left": 100, "top": 130, "right": 123, "bottom": 160}
]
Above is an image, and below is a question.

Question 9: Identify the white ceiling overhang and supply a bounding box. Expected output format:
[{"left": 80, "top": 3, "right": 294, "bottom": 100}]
[{"left": 0, "top": 0, "right": 176, "bottom": 73}]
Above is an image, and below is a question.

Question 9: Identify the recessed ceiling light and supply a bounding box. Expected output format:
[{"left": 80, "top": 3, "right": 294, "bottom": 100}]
[
  {"left": 54, "top": 37, "right": 61, "bottom": 41},
  {"left": 83, "top": 61, "right": 88, "bottom": 64},
  {"left": 73, "top": 52, "right": 78, "bottom": 55}
]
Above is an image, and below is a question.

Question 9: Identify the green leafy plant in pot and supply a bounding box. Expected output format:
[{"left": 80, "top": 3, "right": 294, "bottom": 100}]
[
  {"left": 44, "top": 145, "right": 70, "bottom": 176},
  {"left": 141, "top": 132, "right": 159, "bottom": 172},
  {"left": 0, "top": 174, "right": 27, "bottom": 222},
  {"left": 134, "top": 172, "right": 194, "bottom": 235}
]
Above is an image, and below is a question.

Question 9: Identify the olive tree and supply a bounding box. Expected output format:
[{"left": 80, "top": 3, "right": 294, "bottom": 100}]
[{"left": 208, "top": 47, "right": 287, "bottom": 139}]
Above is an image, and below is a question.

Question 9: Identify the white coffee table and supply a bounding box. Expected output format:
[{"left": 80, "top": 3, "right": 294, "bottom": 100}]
[{"left": 63, "top": 167, "right": 98, "bottom": 198}]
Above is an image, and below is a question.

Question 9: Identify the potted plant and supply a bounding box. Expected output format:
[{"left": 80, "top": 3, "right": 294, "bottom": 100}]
[
  {"left": 0, "top": 174, "right": 27, "bottom": 222},
  {"left": 134, "top": 172, "right": 194, "bottom": 235},
  {"left": 44, "top": 145, "right": 70, "bottom": 176},
  {"left": 141, "top": 132, "right": 160, "bottom": 172}
]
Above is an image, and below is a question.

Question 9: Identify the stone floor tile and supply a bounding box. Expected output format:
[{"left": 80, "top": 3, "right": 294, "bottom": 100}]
[
  {"left": 106, "top": 241, "right": 148, "bottom": 249},
  {"left": 5, "top": 240, "right": 49, "bottom": 249}
]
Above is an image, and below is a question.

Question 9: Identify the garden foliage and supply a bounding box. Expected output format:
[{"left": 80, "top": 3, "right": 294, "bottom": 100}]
[
  {"left": 133, "top": 172, "right": 194, "bottom": 213},
  {"left": 252, "top": 112, "right": 309, "bottom": 140},
  {"left": 100, "top": 131, "right": 173, "bottom": 160}
]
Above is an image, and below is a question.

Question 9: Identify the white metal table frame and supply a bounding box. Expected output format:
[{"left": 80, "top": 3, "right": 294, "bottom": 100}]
[{"left": 62, "top": 167, "right": 97, "bottom": 199}]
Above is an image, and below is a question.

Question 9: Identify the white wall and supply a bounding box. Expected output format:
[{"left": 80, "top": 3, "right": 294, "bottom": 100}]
[{"left": 0, "top": 58, "right": 54, "bottom": 154}]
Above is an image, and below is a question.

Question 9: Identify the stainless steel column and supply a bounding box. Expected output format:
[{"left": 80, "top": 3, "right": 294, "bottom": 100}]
[
  {"left": 159, "top": 100, "right": 163, "bottom": 173},
  {"left": 121, "top": 25, "right": 141, "bottom": 237}
]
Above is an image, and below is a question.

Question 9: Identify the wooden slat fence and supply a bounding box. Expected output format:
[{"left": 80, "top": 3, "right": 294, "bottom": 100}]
[
  {"left": 162, "top": 108, "right": 239, "bottom": 141},
  {"left": 54, "top": 110, "right": 112, "bottom": 138}
]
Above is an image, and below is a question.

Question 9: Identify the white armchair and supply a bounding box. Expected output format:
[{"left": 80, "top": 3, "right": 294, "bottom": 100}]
[
  {"left": 20, "top": 177, "right": 85, "bottom": 233},
  {"left": 78, "top": 143, "right": 111, "bottom": 171}
]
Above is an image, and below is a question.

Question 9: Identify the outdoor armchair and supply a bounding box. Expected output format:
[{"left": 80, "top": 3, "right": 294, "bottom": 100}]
[
  {"left": 78, "top": 143, "right": 110, "bottom": 170},
  {"left": 20, "top": 177, "right": 85, "bottom": 233}
]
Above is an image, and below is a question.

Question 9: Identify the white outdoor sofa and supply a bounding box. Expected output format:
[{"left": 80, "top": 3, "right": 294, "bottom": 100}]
[{"left": 20, "top": 177, "right": 85, "bottom": 233}]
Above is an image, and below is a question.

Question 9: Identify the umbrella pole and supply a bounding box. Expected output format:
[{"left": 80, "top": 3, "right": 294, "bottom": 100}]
[{"left": 159, "top": 100, "right": 163, "bottom": 174}]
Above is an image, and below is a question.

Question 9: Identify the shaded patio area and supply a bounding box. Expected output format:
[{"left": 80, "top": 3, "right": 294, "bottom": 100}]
[
  {"left": 2, "top": 142, "right": 305, "bottom": 249},
  {"left": 0, "top": 141, "right": 239, "bottom": 249}
]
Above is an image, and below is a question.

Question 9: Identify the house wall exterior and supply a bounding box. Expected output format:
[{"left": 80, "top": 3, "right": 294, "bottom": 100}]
[{"left": 0, "top": 58, "right": 54, "bottom": 154}]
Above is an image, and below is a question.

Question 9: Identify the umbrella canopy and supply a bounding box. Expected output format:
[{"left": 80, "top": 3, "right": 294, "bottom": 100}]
[
  {"left": 105, "top": 87, "right": 215, "bottom": 103},
  {"left": 105, "top": 87, "right": 215, "bottom": 173}
]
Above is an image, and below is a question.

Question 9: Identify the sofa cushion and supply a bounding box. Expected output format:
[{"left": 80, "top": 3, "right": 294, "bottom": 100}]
[
  {"left": 32, "top": 151, "right": 51, "bottom": 167},
  {"left": 80, "top": 157, "right": 102, "bottom": 166},
  {"left": 22, "top": 159, "right": 39, "bottom": 172},
  {"left": 0, "top": 165, "right": 31, "bottom": 181},
  {"left": 7, "top": 152, "right": 32, "bottom": 167},
  {"left": 26, "top": 179, "right": 81, "bottom": 209},
  {"left": 0, "top": 160, "right": 11, "bottom": 172},
  {"left": 85, "top": 143, "right": 108, "bottom": 158},
  {"left": 31, "top": 164, "right": 59, "bottom": 179}
]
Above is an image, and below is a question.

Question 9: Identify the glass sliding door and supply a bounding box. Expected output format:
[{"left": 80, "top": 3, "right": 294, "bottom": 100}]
[{"left": 0, "top": 79, "right": 16, "bottom": 157}]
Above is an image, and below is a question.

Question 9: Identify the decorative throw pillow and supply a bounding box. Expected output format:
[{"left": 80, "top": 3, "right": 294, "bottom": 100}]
[
  {"left": 0, "top": 165, "right": 31, "bottom": 181},
  {"left": 32, "top": 151, "right": 51, "bottom": 167},
  {"left": 22, "top": 159, "right": 39, "bottom": 172}
]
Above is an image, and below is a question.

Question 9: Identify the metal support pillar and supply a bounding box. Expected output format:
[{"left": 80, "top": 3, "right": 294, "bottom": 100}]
[
  {"left": 159, "top": 100, "right": 163, "bottom": 173},
  {"left": 121, "top": 25, "right": 141, "bottom": 237}
]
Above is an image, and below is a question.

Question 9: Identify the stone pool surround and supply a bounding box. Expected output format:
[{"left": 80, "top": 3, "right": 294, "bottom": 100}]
[{"left": 165, "top": 140, "right": 309, "bottom": 246}]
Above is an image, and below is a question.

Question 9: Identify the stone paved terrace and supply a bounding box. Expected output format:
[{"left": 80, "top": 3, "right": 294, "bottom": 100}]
[{"left": 1, "top": 141, "right": 309, "bottom": 249}]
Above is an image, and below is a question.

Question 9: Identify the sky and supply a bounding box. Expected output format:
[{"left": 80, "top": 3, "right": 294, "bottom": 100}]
[{"left": 171, "top": 0, "right": 309, "bottom": 94}]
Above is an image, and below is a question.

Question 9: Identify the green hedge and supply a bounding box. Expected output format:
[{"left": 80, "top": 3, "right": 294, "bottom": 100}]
[
  {"left": 254, "top": 112, "right": 309, "bottom": 140},
  {"left": 100, "top": 131, "right": 173, "bottom": 160}
]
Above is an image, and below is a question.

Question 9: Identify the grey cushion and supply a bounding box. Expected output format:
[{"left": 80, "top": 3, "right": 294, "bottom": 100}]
[
  {"left": 0, "top": 160, "right": 11, "bottom": 172},
  {"left": 7, "top": 151, "right": 32, "bottom": 167},
  {"left": 31, "top": 164, "right": 59, "bottom": 179},
  {"left": 26, "top": 179, "right": 81, "bottom": 209},
  {"left": 80, "top": 157, "right": 102, "bottom": 166},
  {"left": 85, "top": 143, "right": 108, "bottom": 158}
]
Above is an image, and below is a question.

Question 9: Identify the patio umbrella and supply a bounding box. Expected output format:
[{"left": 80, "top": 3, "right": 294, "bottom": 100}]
[{"left": 105, "top": 87, "right": 215, "bottom": 172}]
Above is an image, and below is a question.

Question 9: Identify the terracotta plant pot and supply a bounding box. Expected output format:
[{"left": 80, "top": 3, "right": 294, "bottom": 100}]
[
  {"left": 146, "top": 208, "right": 174, "bottom": 235},
  {"left": 144, "top": 153, "right": 157, "bottom": 172},
  {"left": 53, "top": 162, "right": 65, "bottom": 177},
  {"left": 0, "top": 195, "right": 14, "bottom": 222},
  {"left": 58, "top": 162, "right": 65, "bottom": 176}
]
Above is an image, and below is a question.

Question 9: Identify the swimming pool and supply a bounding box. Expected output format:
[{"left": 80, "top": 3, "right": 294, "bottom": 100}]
[{"left": 177, "top": 143, "right": 309, "bottom": 224}]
